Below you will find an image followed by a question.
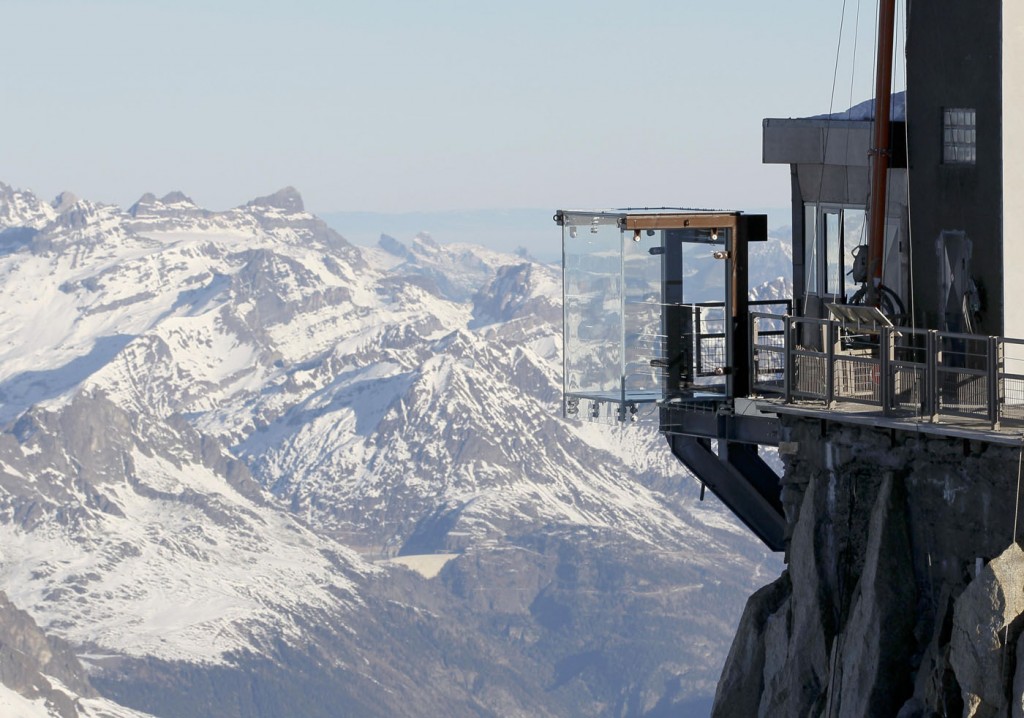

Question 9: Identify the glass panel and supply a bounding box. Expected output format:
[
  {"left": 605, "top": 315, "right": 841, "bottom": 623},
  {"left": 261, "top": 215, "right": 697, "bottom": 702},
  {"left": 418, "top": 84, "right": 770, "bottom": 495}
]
[
  {"left": 882, "top": 221, "right": 903, "bottom": 313},
  {"left": 943, "top": 106, "right": 977, "bottom": 165},
  {"left": 804, "top": 204, "right": 818, "bottom": 293},
  {"left": 680, "top": 231, "right": 725, "bottom": 304},
  {"left": 842, "top": 209, "right": 866, "bottom": 300},
  {"left": 563, "top": 213, "right": 623, "bottom": 412},
  {"left": 561, "top": 212, "right": 733, "bottom": 419},
  {"left": 672, "top": 228, "right": 728, "bottom": 395},
  {"left": 825, "top": 212, "right": 841, "bottom": 296},
  {"left": 622, "top": 229, "right": 664, "bottom": 405}
]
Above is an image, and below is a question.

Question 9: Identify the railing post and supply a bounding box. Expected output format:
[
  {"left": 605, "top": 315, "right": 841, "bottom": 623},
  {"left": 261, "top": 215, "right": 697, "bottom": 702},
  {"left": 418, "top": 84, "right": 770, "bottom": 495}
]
[
  {"left": 784, "top": 316, "right": 793, "bottom": 404},
  {"left": 749, "top": 313, "right": 758, "bottom": 395},
  {"left": 988, "top": 335, "right": 1001, "bottom": 430},
  {"left": 694, "top": 305, "right": 702, "bottom": 377},
  {"left": 926, "top": 330, "right": 940, "bottom": 422},
  {"left": 826, "top": 319, "right": 836, "bottom": 408},
  {"left": 880, "top": 325, "right": 892, "bottom": 415}
]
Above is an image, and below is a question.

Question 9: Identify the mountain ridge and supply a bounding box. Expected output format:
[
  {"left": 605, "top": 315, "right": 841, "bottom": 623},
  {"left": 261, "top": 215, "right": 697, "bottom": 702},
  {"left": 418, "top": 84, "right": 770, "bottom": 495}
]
[{"left": 0, "top": 180, "right": 782, "bottom": 716}]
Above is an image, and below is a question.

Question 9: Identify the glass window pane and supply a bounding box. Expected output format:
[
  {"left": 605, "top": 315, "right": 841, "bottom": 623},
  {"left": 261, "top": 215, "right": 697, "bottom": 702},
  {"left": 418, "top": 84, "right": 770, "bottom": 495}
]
[
  {"left": 679, "top": 229, "right": 727, "bottom": 393},
  {"left": 943, "top": 106, "right": 977, "bottom": 165},
  {"left": 842, "top": 209, "right": 866, "bottom": 298},
  {"left": 804, "top": 204, "right": 818, "bottom": 293},
  {"left": 825, "top": 212, "right": 841, "bottom": 296}
]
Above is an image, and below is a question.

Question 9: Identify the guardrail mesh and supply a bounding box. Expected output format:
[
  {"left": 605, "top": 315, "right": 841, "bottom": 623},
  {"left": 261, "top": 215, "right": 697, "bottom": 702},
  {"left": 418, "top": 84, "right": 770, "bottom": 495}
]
[{"left": 749, "top": 313, "right": 1021, "bottom": 430}]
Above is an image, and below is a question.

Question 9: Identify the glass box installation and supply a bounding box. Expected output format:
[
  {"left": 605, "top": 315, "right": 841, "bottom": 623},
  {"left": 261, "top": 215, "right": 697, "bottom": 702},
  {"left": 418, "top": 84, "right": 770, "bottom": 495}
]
[{"left": 558, "top": 210, "right": 761, "bottom": 423}]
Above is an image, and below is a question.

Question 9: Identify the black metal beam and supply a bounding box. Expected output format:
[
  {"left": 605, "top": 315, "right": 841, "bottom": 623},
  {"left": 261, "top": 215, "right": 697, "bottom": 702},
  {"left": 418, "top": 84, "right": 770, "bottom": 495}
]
[
  {"left": 661, "top": 405, "right": 781, "bottom": 446},
  {"left": 668, "top": 435, "right": 786, "bottom": 551},
  {"left": 720, "top": 442, "right": 785, "bottom": 515}
]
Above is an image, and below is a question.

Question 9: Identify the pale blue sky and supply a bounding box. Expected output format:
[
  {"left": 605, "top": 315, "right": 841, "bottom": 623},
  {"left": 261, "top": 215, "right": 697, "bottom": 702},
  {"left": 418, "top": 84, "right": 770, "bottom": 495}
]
[{"left": 3, "top": 0, "right": 902, "bottom": 217}]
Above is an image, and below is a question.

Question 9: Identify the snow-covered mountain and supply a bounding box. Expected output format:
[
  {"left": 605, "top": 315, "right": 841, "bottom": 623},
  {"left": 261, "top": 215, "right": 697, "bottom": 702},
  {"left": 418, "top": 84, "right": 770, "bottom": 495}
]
[{"left": 0, "top": 180, "right": 783, "bottom": 717}]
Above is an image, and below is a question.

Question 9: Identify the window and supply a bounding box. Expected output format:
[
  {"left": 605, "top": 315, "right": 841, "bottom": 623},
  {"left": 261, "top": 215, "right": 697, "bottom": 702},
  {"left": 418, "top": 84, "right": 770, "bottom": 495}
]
[
  {"left": 804, "top": 204, "right": 818, "bottom": 293},
  {"left": 943, "top": 107, "right": 976, "bottom": 165},
  {"left": 804, "top": 204, "right": 870, "bottom": 302},
  {"left": 825, "top": 212, "right": 842, "bottom": 296}
]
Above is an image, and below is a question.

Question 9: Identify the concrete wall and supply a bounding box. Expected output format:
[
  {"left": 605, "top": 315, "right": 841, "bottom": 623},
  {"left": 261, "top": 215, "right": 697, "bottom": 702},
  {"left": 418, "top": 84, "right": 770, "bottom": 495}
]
[
  {"left": 906, "top": 0, "right": 1002, "bottom": 333},
  {"left": 1005, "top": 2, "right": 1024, "bottom": 344}
]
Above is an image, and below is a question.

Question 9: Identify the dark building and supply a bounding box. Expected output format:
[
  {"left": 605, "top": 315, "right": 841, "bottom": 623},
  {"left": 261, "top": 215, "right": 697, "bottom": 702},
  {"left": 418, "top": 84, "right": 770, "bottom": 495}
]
[{"left": 765, "top": 1, "right": 1023, "bottom": 340}]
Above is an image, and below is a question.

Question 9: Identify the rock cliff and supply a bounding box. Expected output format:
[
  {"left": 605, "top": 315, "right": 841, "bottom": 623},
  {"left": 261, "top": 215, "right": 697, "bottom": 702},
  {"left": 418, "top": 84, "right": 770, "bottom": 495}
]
[{"left": 713, "top": 417, "right": 1024, "bottom": 717}]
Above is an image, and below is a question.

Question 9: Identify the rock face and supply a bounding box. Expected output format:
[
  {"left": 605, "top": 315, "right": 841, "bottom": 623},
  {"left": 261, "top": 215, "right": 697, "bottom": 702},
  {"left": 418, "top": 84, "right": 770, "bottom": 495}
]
[
  {"left": 713, "top": 418, "right": 1024, "bottom": 716},
  {"left": 952, "top": 544, "right": 1024, "bottom": 717},
  {"left": 0, "top": 590, "right": 92, "bottom": 718},
  {"left": 0, "top": 589, "right": 153, "bottom": 717},
  {"left": 246, "top": 186, "right": 303, "bottom": 212}
]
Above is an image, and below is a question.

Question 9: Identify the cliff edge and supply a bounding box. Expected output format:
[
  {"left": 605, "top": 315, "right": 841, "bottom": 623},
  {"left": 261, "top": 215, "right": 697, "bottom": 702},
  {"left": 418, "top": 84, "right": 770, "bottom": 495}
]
[{"left": 713, "top": 418, "right": 1024, "bottom": 717}]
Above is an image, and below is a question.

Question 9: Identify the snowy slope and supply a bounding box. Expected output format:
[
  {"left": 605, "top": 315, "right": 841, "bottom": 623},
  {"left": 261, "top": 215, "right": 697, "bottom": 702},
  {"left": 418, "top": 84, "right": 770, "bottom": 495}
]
[{"left": 0, "top": 681, "right": 155, "bottom": 718}]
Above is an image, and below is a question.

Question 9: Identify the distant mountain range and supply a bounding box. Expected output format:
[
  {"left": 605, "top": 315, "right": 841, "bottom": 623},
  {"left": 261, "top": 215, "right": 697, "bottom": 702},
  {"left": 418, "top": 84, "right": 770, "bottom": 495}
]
[
  {"left": 319, "top": 207, "right": 792, "bottom": 264},
  {"left": 0, "top": 181, "right": 786, "bottom": 717}
]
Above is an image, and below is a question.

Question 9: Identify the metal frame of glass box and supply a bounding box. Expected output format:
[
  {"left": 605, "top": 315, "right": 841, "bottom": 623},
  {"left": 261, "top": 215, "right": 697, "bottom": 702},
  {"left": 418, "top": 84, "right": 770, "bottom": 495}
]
[{"left": 556, "top": 208, "right": 769, "bottom": 423}]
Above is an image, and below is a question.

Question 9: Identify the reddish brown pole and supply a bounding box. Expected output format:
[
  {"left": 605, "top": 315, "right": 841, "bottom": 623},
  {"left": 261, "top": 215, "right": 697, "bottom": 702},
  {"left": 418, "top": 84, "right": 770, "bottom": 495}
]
[{"left": 866, "top": 0, "right": 897, "bottom": 308}]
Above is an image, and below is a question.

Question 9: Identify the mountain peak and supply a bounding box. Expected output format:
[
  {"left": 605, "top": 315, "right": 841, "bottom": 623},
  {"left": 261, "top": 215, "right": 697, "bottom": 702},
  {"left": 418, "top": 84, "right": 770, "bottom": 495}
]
[
  {"left": 412, "top": 232, "right": 438, "bottom": 250},
  {"left": 160, "top": 190, "right": 194, "bottom": 205},
  {"left": 378, "top": 234, "right": 413, "bottom": 260},
  {"left": 128, "top": 193, "right": 158, "bottom": 217},
  {"left": 246, "top": 187, "right": 304, "bottom": 213},
  {"left": 51, "top": 191, "right": 79, "bottom": 214}
]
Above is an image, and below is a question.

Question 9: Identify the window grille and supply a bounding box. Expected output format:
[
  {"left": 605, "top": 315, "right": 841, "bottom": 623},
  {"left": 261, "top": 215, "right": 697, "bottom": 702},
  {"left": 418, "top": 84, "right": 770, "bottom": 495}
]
[{"left": 943, "top": 108, "right": 976, "bottom": 165}]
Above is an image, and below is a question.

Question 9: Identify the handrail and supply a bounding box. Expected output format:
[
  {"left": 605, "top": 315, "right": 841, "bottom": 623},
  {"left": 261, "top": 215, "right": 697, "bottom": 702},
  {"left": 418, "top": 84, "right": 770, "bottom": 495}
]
[{"left": 749, "top": 313, "right": 1024, "bottom": 431}]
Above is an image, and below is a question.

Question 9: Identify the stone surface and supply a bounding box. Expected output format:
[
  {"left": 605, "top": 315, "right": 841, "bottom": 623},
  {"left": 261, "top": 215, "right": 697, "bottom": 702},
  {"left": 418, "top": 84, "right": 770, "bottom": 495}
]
[
  {"left": 952, "top": 543, "right": 1024, "bottom": 717},
  {"left": 759, "top": 471, "right": 832, "bottom": 716},
  {"left": 713, "top": 417, "right": 1024, "bottom": 717},
  {"left": 835, "top": 472, "right": 915, "bottom": 717},
  {"left": 711, "top": 573, "right": 791, "bottom": 717},
  {"left": 1013, "top": 630, "right": 1024, "bottom": 718}
]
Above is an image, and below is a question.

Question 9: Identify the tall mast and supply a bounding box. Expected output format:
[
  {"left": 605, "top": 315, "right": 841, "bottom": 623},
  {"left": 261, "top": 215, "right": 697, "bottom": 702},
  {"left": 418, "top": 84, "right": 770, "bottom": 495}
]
[{"left": 865, "top": 0, "right": 898, "bottom": 307}]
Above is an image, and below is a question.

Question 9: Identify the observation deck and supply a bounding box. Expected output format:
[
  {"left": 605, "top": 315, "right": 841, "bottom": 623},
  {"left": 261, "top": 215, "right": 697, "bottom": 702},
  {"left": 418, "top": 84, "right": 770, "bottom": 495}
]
[
  {"left": 750, "top": 310, "right": 1024, "bottom": 445},
  {"left": 557, "top": 208, "right": 1024, "bottom": 553}
]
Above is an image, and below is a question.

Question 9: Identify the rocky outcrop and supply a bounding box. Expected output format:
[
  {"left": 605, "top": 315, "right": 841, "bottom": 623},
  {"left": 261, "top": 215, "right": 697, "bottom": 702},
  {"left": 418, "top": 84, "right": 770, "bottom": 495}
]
[
  {"left": 52, "top": 191, "right": 79, "bottom": 215},
  {"left": 246, "top": 186, "right": 304, "bottom": 213},
  {"left": 714, "top": 418, "right": 1024, "bottom": 716},
  {"left": 712, "top": 574, "right": 791, "bottom": 715},
  {"left": 0, "top": 590, "right": 96, "bottom": 717},
  {"left": 378, "top": 233, "right": 414, "bottom": 260},
  {"left": 951, "top": 544, "right": 1024, "bottom": 717}
]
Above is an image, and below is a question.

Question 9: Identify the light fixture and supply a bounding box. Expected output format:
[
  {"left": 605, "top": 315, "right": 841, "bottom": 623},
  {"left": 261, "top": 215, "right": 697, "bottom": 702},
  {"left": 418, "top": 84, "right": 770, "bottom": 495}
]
[{"left": 710, "top": 228, "right": 719, "bottom": 241}]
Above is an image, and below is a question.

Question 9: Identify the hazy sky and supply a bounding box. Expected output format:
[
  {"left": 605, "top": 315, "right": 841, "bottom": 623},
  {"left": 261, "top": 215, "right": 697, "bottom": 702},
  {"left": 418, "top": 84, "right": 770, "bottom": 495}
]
[{"left": 3, "top": 0, "right": 904, "bottom": 216}]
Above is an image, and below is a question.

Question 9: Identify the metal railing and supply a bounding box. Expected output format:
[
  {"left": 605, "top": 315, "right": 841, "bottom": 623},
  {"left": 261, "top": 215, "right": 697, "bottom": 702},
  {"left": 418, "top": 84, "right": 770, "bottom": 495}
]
[
  {"left": 750, "top": 312, "right": 1024, "bottom": 431},
  {"left": 689, "top": 299, "right": 790, "bottom": 378}
]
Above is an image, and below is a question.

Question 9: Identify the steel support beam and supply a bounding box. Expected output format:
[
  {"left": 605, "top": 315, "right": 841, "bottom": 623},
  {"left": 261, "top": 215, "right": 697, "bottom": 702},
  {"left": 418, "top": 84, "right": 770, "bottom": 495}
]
[{"left": 667, "top": 435, "right": 786, "bottom": 551}]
